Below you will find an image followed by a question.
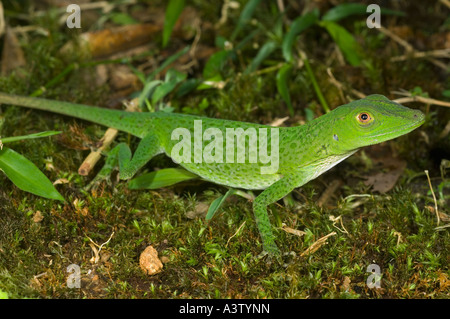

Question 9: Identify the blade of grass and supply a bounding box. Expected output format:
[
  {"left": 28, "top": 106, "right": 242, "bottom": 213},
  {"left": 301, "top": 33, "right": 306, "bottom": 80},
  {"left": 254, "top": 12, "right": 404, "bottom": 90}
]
[
  {"left": 282, "top": 9, "right": 319, "bottom": 62},
  {"left": 206, "top": 188, "right": 236, "bottom": 221},
  {"left": 302, "top": 54, "right": 330, "bottom": 113},
  {"left": 231, "top": 0, "right": 263, "bottom": 41},
  {"left": 276, "top": 63, "right": 294, "bottom": 116},
  {"left": 1, "top": 131, "right": 61, "bottom": 144},
  {"left": 322, "top": 3, "right": 405, "bottom": 21},
  {"left": 319, "top": 20, "right": 363, "bottom": 67},
  {"left": 244, "top": 40, "right": 278, "bottom": 74},
  {"left": 162, "top": 0, "right": 185, "bottom": 48},
  {"left": 128, "top": 168, "right": 198, "bottom": 189},
  {"left": 0, "top": 146, "right": 65, "bottom": 201}
]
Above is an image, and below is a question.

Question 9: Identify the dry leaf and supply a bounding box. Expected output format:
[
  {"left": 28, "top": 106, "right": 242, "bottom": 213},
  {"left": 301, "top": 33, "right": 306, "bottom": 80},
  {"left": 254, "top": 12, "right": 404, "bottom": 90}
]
[
  {"left": 281, "top": 224, "right": 306, "bottom": 237},
  {"left": 364, "top": 158, "right": 407, "bottom": 193},
  {"left": 61, "top": 24, "right": 162, "bottom": 59},
  {"left": 1, "top": 27, "right": 26, "bottom": 74},
  {"left": 300, "top": 232, "right": 336, "bottom": 257}
]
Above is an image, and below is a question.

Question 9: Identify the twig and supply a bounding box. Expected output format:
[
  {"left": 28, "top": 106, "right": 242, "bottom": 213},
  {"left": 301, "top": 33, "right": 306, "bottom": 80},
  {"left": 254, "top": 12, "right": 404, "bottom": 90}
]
[
  {"left": 329, "top": 215, "right": 349, "bottom": 234},
  {"left": 378, "top": 26, "right": 449, "bottom": 71},
  {"left": 390, "top": 49, "right": 450, "bottom": 62},
  {"left": 393, "top": 94, "right": 450, "bottom": 108},
  {"left": 326, "top": 68, "right": 366, "bottom": 101},
  {"left": 87, "top": 231, "right": 115, "bottom": 264},
  {"left": 439, "top": 0, "right": 450, "bottom": 9},
  {"left": 78, "top": 99, "right": 138, "bottom": 175},
  {"left": 424, "top": 170, "right": 440, "bottom": 225},
  {"left": 78, "top": 128, "right": 118, "bottom": 176},
  {"left": 0, "top": 2, "right": 5, "bottom": 37},
  {"left": 378, "top": 26, "right": 414, "bottom": 52},
  {"left": 226, "top": 221, "right": 246, "bottom": 247},
  {"left": 300, "top": 232, "right": 336, "bottom": 257}
]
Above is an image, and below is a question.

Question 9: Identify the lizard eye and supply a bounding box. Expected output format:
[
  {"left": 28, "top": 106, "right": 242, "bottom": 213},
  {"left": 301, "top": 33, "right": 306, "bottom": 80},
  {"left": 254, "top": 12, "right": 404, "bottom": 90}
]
[{"left": 357, "top": 112, "right": 372, "bottom": 124}]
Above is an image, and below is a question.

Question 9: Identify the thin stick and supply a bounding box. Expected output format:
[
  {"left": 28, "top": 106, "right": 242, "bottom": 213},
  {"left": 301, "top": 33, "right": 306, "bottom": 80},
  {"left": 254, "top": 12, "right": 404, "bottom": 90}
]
[
  {"left": 78, "top": 127, "right": 118, "bottom": 176},
  {"left": 300, "top": 232, "right": 336, "bottom": 257},
  {"left": 424, "top": 170, "right": 440, "bottom": 225},
  {"left": 393, "top": 95, "right": 450, "bottom": 108}
]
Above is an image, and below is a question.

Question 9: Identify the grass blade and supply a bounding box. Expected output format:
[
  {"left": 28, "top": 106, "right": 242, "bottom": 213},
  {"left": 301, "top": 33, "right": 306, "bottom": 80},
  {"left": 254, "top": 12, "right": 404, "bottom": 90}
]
[
  {"left": 244, "top": 40, "right": 278, "bottom": 74},
  {"left": 206, "top": 188, "right": 236, "bottom": 221},
  {"left": 0, "top": 147, "right": 65, "bottom": 201},
  {"left": 231, "top": 0, "right": 263, "bottom": 40},
  {"left": 322, "top": 3, "right": 405, "bottom": 21},
  {"left": 162, "top": 0, "right": 185, "bottom": 48},
  {"left": 0, "top": 131, "right": 61, "bottom": 144},
  {"left": 282, "top": 9, "right": 319, "bottom": 62},
  {"left": 276, "top": 63, "right": 294, "bottom": 116},
  {"left": 128, "top": 168, "right": 198, "bottom": 189},
  {"left": 319, "top": 20, "right": 363, "bottom": 67}
]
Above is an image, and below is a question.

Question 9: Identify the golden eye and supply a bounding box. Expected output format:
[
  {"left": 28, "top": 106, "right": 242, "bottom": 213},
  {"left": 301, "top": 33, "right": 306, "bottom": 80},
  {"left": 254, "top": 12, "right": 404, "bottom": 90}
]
[{"left": 358, "top": 112, "right": 372, "bottom": 123}]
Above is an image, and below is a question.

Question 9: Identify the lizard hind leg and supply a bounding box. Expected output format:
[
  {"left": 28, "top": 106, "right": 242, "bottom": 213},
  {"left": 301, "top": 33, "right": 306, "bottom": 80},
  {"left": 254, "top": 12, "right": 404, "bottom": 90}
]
[
  {"left": 87, "top": 133, "right": 162, "bottom": 189},
  {"left": 118, "top": 133, "right": 163, "bottom": 180}
]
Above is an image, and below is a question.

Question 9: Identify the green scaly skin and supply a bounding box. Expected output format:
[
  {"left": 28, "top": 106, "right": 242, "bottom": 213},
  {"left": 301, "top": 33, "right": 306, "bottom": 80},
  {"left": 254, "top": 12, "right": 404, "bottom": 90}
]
[{"left": 0, "top": 93, "right": 425, "bottom": 255}]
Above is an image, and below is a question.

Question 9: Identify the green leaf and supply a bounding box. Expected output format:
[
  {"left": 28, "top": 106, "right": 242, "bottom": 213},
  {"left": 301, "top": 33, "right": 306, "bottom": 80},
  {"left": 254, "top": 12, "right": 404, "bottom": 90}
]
[
  {"left": 276, "top": 63, "right": 294, "bottom": 116},
  {"left": 244, "top": 40, "right": 278, "bottom": 74},
  {"left": 151, "top": 69, "right": 187, "bottom": 104},
  {"left": 128, "top": 168, "right": 198, "bottom": 190},
  {"left": 145, "top": 46, "right": 190, "bottom": 83},
  {"left": 206, "top": 188, "right": 236, "bottom": 221},
  {"left": 322, "top": 3, "right": 369, "bottom": 21},
  {"left": 110, "top": 12, "right": 138, "bottom": 25},
  {"left": 162, "top": 0, "right": 185, "bottom": 47},
  {"left": 282, "top": 9, "right": 319, "bottom": 62},
  {"left": 203, "top": 50, "right": 230, "bottom": 79},
  {"left": 231, "top": 0, "right": 263, "bottom": 40},
  {"left": 319, "top": 20, "right": 363, "bottom": 67},
  {"left": 175, "top": 78, "right": 201, "bottom": 98},
  {"left": 0, "top": 131, "right": 61, "bottom": 144},
  {"left": 0, "top": 147, "right": 65, "bottom": 201},
  {"left": 138, "top": 80, "right": 162, "bottom": 109},
  {"left": 322, "top": 3, "right": 404, "bottom": 21}
]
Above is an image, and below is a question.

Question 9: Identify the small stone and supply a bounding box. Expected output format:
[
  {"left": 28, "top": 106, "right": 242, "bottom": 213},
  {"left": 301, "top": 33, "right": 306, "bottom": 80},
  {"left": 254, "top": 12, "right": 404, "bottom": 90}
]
[
  {"left": 139, "top": 246, "right": 163, "bottom": 276},
  {"left": 33, "top": 211, "right": 44, "bottom": 223}
]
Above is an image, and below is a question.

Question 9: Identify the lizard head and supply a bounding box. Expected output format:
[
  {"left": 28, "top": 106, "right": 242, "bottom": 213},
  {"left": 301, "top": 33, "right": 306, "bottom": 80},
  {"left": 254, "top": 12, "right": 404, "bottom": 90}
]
[{"left": 331, "top": 94, "right": 425, "bottom": 151}]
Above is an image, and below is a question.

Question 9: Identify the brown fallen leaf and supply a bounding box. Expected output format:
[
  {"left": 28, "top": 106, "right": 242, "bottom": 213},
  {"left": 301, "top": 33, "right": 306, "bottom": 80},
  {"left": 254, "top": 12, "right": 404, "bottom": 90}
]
[
  {"left": 61, "top": 23, "right": 162, "bottom": 59},
  {"left": 281, "top": 224, "right": 306, "bottom": 237},
  {"left": 1, "top": 27, "right": 26, "bottom": 75},
  {"left": 364, "top": 157, "right": 407, "bottom": 194}
]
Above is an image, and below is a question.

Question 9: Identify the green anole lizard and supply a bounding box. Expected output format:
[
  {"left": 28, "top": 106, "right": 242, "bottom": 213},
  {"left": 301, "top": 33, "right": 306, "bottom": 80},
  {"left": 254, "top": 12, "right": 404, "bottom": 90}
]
[{"left": 0, "top": 92, "right": 425, "bottom": 255}]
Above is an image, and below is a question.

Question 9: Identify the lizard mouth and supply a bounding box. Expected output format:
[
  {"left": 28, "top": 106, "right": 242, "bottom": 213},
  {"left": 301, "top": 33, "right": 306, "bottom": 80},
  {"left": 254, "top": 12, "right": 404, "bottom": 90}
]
[{"left": 368, "top": 115, "right": 425, "bottom": 140}]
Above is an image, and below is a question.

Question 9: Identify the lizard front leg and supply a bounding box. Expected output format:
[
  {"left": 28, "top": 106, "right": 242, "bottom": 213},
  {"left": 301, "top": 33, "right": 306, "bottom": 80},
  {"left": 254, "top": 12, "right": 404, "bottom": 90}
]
[{"left": 253, "top": 169, "right": 315, "bottom": 255}]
